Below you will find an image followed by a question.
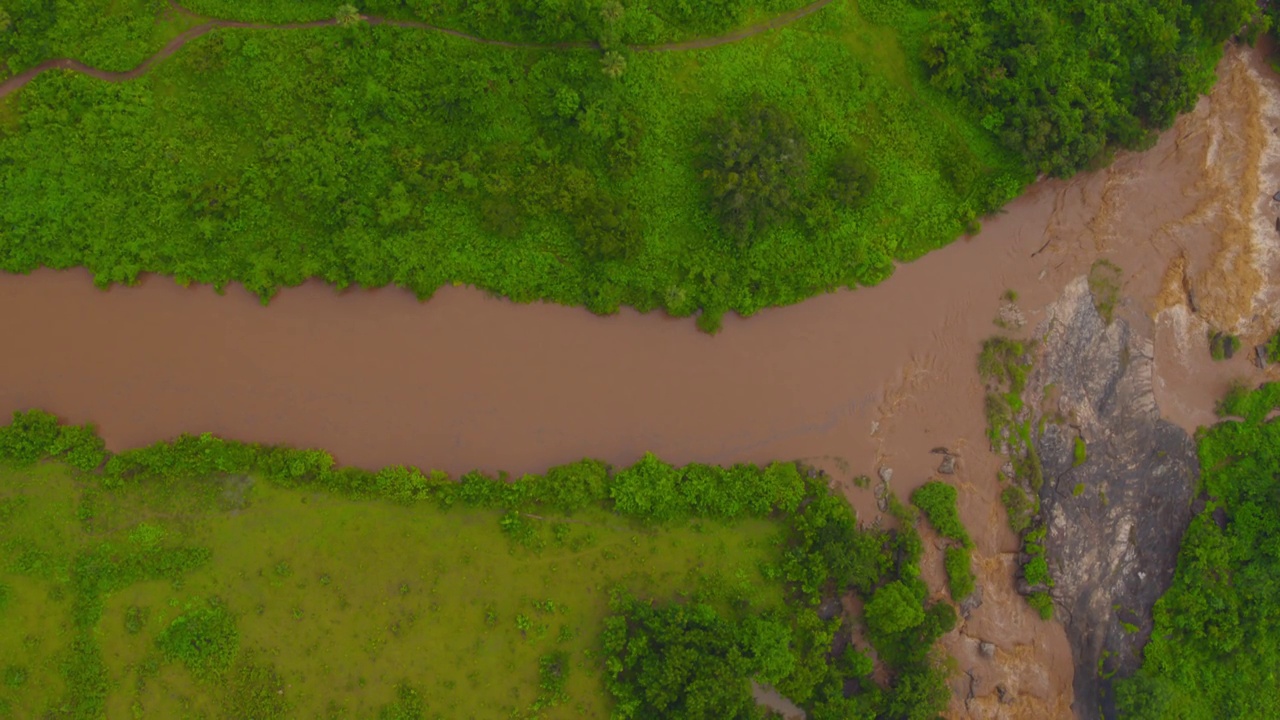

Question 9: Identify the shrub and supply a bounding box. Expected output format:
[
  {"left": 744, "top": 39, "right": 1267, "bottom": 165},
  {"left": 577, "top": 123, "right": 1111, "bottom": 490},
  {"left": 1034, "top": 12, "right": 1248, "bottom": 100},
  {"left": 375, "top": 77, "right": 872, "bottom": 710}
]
[
  {"left": 943, "top": 546, "right": 975, "bottom": 601},
  {"left": 865, "top": 581, "right": 926, "bottom": 636},
  {"left": 1027, "top": 592, "right": 1054, "bottom": 620},
  {"left": 910, "top": 481, "right": 972, "bottom": 547},
  {"left": 1072, "top": 437, "right": 1087, "bottom": 467},
  {"left": 156, "top": 603, "right": 239, "bottom": 680},
  {"left": 1087, "top": 260, "right": 1123, "bottom": 324},
  {"left": 1209, "top": 331, "right": 1241, "bottom": 361},
  {"left": 1023, "top": 556, "right": 1052, "bottom": 588},
  {"left": 1000, "top": 486, "right": 1034, "bottom": 533}
]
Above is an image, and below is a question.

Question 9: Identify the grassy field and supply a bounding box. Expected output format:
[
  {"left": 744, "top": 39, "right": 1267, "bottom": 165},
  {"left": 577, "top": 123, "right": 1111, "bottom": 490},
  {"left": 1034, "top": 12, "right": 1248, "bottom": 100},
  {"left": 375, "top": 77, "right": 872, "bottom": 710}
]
[
  {"left": 0, "top": 0, "right": 1025, "bottom": 328},
  {"left": 0, "top": 411, "right": 967, "bottom": 719},
  {"left": 0, "top": 463, "right": 781, "bottom": 718}
]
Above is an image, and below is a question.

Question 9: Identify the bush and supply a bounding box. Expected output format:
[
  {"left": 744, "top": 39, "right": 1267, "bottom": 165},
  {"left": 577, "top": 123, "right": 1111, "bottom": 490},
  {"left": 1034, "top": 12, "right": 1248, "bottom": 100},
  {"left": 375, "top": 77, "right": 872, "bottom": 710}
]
[
  {"left": 1072, "top": 437, "right": 1087, "bottom": 467},
  {"left": 943, "top": 546, "right": 974, "bottom": 601},
  {"left": 156, "top": 603, "right": 239, "bottom": 680},
  {"left": 1209, "top": 331, "right": 1241, "bottom": 361},
  {"left": 865, "top": 581, "right": 926, "bottom": 636},
  {"left": 1027, "top": 592, "right": 1053, "bottom": 620},
  {"left": 1000, "top": 485, "right": 1034, "bottom": 533},
  {"left": 910, "top": 481, "right": 972, "bottom": 547},
  {"left": 602, "top": 598, "right": 790, "bottom": 720}
]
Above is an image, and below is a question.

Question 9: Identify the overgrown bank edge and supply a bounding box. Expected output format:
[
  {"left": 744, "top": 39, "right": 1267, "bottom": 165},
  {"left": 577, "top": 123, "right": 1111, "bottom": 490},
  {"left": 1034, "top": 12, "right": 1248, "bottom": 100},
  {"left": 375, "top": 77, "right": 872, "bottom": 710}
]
[
  {"left": 0, "top": 0, "right": 1258, "bottom": 328},
  {"left": 1115, "top": 382, "right": 1280, "bottom": 718},
  {"left": 0, "top": 409, "right": 967, "bottom": 719}
]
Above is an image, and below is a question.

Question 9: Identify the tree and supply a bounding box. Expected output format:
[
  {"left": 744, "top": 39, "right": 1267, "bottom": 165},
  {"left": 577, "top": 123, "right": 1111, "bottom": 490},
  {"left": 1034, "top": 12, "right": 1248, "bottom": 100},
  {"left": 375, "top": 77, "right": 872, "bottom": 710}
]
[
  {"left": 864, "top": 581, "right": 925, "bottom": 635},
  {"left": 601, "top": 51, "right": 627, "bottom": 79},
  {"left": 603, "top": 598, "right": 784, "bottom": 720},
  {"left": 698, "top": 98, "right": 810, "bottom": 245},
  {"left": 334, "top": 4, "right": 362, "bottom": 27}
]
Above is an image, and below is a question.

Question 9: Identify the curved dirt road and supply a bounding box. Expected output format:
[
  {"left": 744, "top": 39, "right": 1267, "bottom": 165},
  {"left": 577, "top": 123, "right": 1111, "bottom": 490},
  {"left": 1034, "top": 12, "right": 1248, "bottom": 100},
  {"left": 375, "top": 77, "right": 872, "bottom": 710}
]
[{"left": 0, "top": 0, "right": 839, "bottom": 100}]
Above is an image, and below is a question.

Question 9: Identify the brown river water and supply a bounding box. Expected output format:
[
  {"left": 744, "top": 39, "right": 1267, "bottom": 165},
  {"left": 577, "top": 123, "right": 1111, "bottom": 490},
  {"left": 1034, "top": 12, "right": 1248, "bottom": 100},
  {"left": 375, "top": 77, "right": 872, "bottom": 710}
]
[{"left": 5, "top": 42, "right": 1280, "bottom": 720}]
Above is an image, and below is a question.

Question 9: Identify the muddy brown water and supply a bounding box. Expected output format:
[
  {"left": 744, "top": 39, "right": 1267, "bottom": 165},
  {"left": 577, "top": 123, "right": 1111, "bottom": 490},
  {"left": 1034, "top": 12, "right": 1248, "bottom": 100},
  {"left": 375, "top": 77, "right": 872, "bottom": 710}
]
[{"left": 4, "top": 41, "right": 1280, "bottom": 720}]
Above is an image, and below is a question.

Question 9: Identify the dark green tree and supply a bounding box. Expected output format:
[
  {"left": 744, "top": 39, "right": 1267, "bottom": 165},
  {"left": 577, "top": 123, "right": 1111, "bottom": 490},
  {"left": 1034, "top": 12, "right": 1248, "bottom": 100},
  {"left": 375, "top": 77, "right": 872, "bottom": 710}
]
[{"left": 699, "top": 98, "right": 809, "bottom": 245}]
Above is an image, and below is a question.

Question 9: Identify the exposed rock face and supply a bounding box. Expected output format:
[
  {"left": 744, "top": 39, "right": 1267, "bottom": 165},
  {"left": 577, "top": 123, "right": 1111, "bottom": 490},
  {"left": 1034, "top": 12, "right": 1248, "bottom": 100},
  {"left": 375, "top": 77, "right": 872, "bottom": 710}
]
[{"left": 1028, "top": 278, "right": 1198, "bottom": 720}]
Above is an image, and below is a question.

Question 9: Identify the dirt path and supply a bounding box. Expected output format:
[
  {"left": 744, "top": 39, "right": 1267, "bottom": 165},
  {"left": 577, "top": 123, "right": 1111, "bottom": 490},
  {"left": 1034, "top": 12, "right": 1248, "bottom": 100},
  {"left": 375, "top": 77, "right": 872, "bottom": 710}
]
[{"left": 0, "top": 0, "right": 838, "bottom": 100}]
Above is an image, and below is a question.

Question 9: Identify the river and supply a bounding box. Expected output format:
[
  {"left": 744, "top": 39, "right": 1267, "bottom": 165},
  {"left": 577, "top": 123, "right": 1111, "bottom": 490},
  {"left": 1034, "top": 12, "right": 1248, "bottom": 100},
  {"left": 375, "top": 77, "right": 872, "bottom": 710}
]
[{"left": 4, "top": 42, "right": 1279, "bottom": 720}]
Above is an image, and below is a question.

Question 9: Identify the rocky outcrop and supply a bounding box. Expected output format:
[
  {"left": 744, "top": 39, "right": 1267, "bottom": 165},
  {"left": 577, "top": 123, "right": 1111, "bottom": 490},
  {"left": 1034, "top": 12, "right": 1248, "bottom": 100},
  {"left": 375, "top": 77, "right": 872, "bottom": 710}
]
[{"left": 1028, "top": 279, "right": 1198, "bottom": 720}]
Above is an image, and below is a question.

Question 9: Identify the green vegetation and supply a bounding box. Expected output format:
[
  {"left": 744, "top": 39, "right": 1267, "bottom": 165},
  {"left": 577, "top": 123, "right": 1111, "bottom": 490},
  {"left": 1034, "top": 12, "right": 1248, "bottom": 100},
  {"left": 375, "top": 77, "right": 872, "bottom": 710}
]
[
  {"left": 909, "top": 481, "right": 972, "bottom": 548},
  {"left": 1116, "top": 382, "right": 1280, "bottom": 718},
  {"left": 1208, "top": 330, "right": 1241, "bottom": 361},
  {"left": 943, "top": 546, "right": 974, "bottom": 602},
  {"left": 0, "top": 0, "right": 1024, "bottom": 325},
  {"left": 909, "top": 482, "right": 975, "bottom": 603},
  {"left": 922, "top": 0, "right": 1248, "bottom": 176},
  {"left": 0, "top": 0, "right": 204, "bottom": 78},
  {"left": 181, "top": 0, "right": 815, "bottom": 43},
  {"left": 1072, "top": 436, "right": 1087, "bottom": 467},
  {"left": 155, "top": 602, "right": 239, "bottom": 680},
  {"left": 1087, "top": 259, "right": 1123, "bottom": 324},
  {"left": 0, "top": 409, "right": 957, "bottom": 718},
  {"left": 0, "top": 0, "right": 1241, "bottom": 322},
  {"left": 1263, "top": 327, "right": 1280, "bottom": 364},
  {"left": 1027, "top": 592, "right": 1054, "bottom": 622},
  {"left": 979, "top": 336, "right": 1058, "bottom": 619}
]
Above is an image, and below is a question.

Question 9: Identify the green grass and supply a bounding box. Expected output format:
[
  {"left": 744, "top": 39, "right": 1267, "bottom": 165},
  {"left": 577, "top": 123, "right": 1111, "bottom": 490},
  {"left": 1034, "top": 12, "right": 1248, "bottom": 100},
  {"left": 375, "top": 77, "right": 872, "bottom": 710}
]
[
  {"left": 0, "top": 463, "right": 781, "bottom": 718},
  {"left": 1087, "top": 259, "right": 1123, "bottom": 324},
  {"left": 0, "top": 1, "right": 1025, "bottom": 322},
  {"left": 0, "top": 408, "right": 959, "bottom": 719},
  {"left": 1072, "top": 436, "right": 1087, "bottom": 467}
]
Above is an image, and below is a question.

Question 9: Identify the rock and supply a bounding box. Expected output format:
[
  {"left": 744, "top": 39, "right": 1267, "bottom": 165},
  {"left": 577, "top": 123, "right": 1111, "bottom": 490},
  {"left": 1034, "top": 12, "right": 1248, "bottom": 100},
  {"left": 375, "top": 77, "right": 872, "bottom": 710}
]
[
  {"left": 1275, "top": 216, "right": 1280, "bottom": 234},
  {"left": 1030, "top": 278, "right": 1198, "bottom": 720},
  {"left": 1272, "top": 191, "right": 1280, "bottom": 202},
  {"left": 1186, "top": 286, "right": 1198, "bottom": 313},
  {"left": 817, "top": 597, "right": 843, "bottom": 621},
  {"left": 997, "top": 685, "right": 1015, "bottom": 705},
  {"left": 1255, "top": 344, "right": 1269, "bottom": 370},
  {"left": 979, "top": 641, "right": 996, "bottom": 658},
  {"left": 997, "top": 302, "right": 1026, "bottom": 329},
  {"left": 959, "top": 583, "right": 984, "bottom": 618},
  {"left": 878, "top": 466, "right": 893, "bottom": 484},
  {"left": 930, "top": 446, "right": 950, "bottom": 455},
  {"left": 938, "top": 454, "right": 957, "bottom": 474}
]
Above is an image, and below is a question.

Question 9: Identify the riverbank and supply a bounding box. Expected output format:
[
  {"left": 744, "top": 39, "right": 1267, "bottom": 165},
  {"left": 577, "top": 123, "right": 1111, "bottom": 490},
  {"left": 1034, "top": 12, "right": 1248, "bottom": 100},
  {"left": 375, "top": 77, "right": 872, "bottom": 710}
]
[{"left": 4, "top": 37, "right": 1280, "bottom": 720}]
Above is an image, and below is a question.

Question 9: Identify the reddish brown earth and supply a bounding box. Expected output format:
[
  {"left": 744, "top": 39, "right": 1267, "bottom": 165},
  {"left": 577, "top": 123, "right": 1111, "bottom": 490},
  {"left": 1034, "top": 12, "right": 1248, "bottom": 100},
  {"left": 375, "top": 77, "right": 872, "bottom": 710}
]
[{"left": 2, "top": 33, "right": 1278, "bottom": 720}]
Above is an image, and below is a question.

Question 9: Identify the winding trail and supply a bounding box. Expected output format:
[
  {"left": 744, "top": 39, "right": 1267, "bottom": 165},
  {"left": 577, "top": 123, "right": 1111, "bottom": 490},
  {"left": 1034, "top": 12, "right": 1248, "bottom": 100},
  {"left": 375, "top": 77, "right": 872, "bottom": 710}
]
[{"left": 0, "top": 0, "right": 838, "bottom": 100}]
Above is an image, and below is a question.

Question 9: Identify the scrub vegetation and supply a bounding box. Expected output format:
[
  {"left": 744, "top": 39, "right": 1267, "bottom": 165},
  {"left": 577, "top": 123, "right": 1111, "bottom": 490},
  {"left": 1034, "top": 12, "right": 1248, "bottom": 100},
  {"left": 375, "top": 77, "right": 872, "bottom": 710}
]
[
  {"left": 978, "top": 336, "right": 1055, "bottom": 619},
  {"left": 1116, "top": 382, "right": 1280, "bottom": 718},
  {"left": 0, "top": 0, "right": 1247, "bottom": 326},
  {"left": 909, "top": 481, "right": 975, "bottom": 602},
  {"left": 0, "top": 410, "right": 958, "bottom": 718}
]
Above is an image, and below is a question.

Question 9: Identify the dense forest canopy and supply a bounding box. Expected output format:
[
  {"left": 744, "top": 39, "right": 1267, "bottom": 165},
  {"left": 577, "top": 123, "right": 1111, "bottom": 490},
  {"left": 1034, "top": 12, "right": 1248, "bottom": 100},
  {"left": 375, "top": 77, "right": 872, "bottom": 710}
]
[
  {"left": 1115, "top": 384, "right": 1280, "bottom": 718},
  {"left": 0, "top": 0, "right": 1253, "bottom": 325}
]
